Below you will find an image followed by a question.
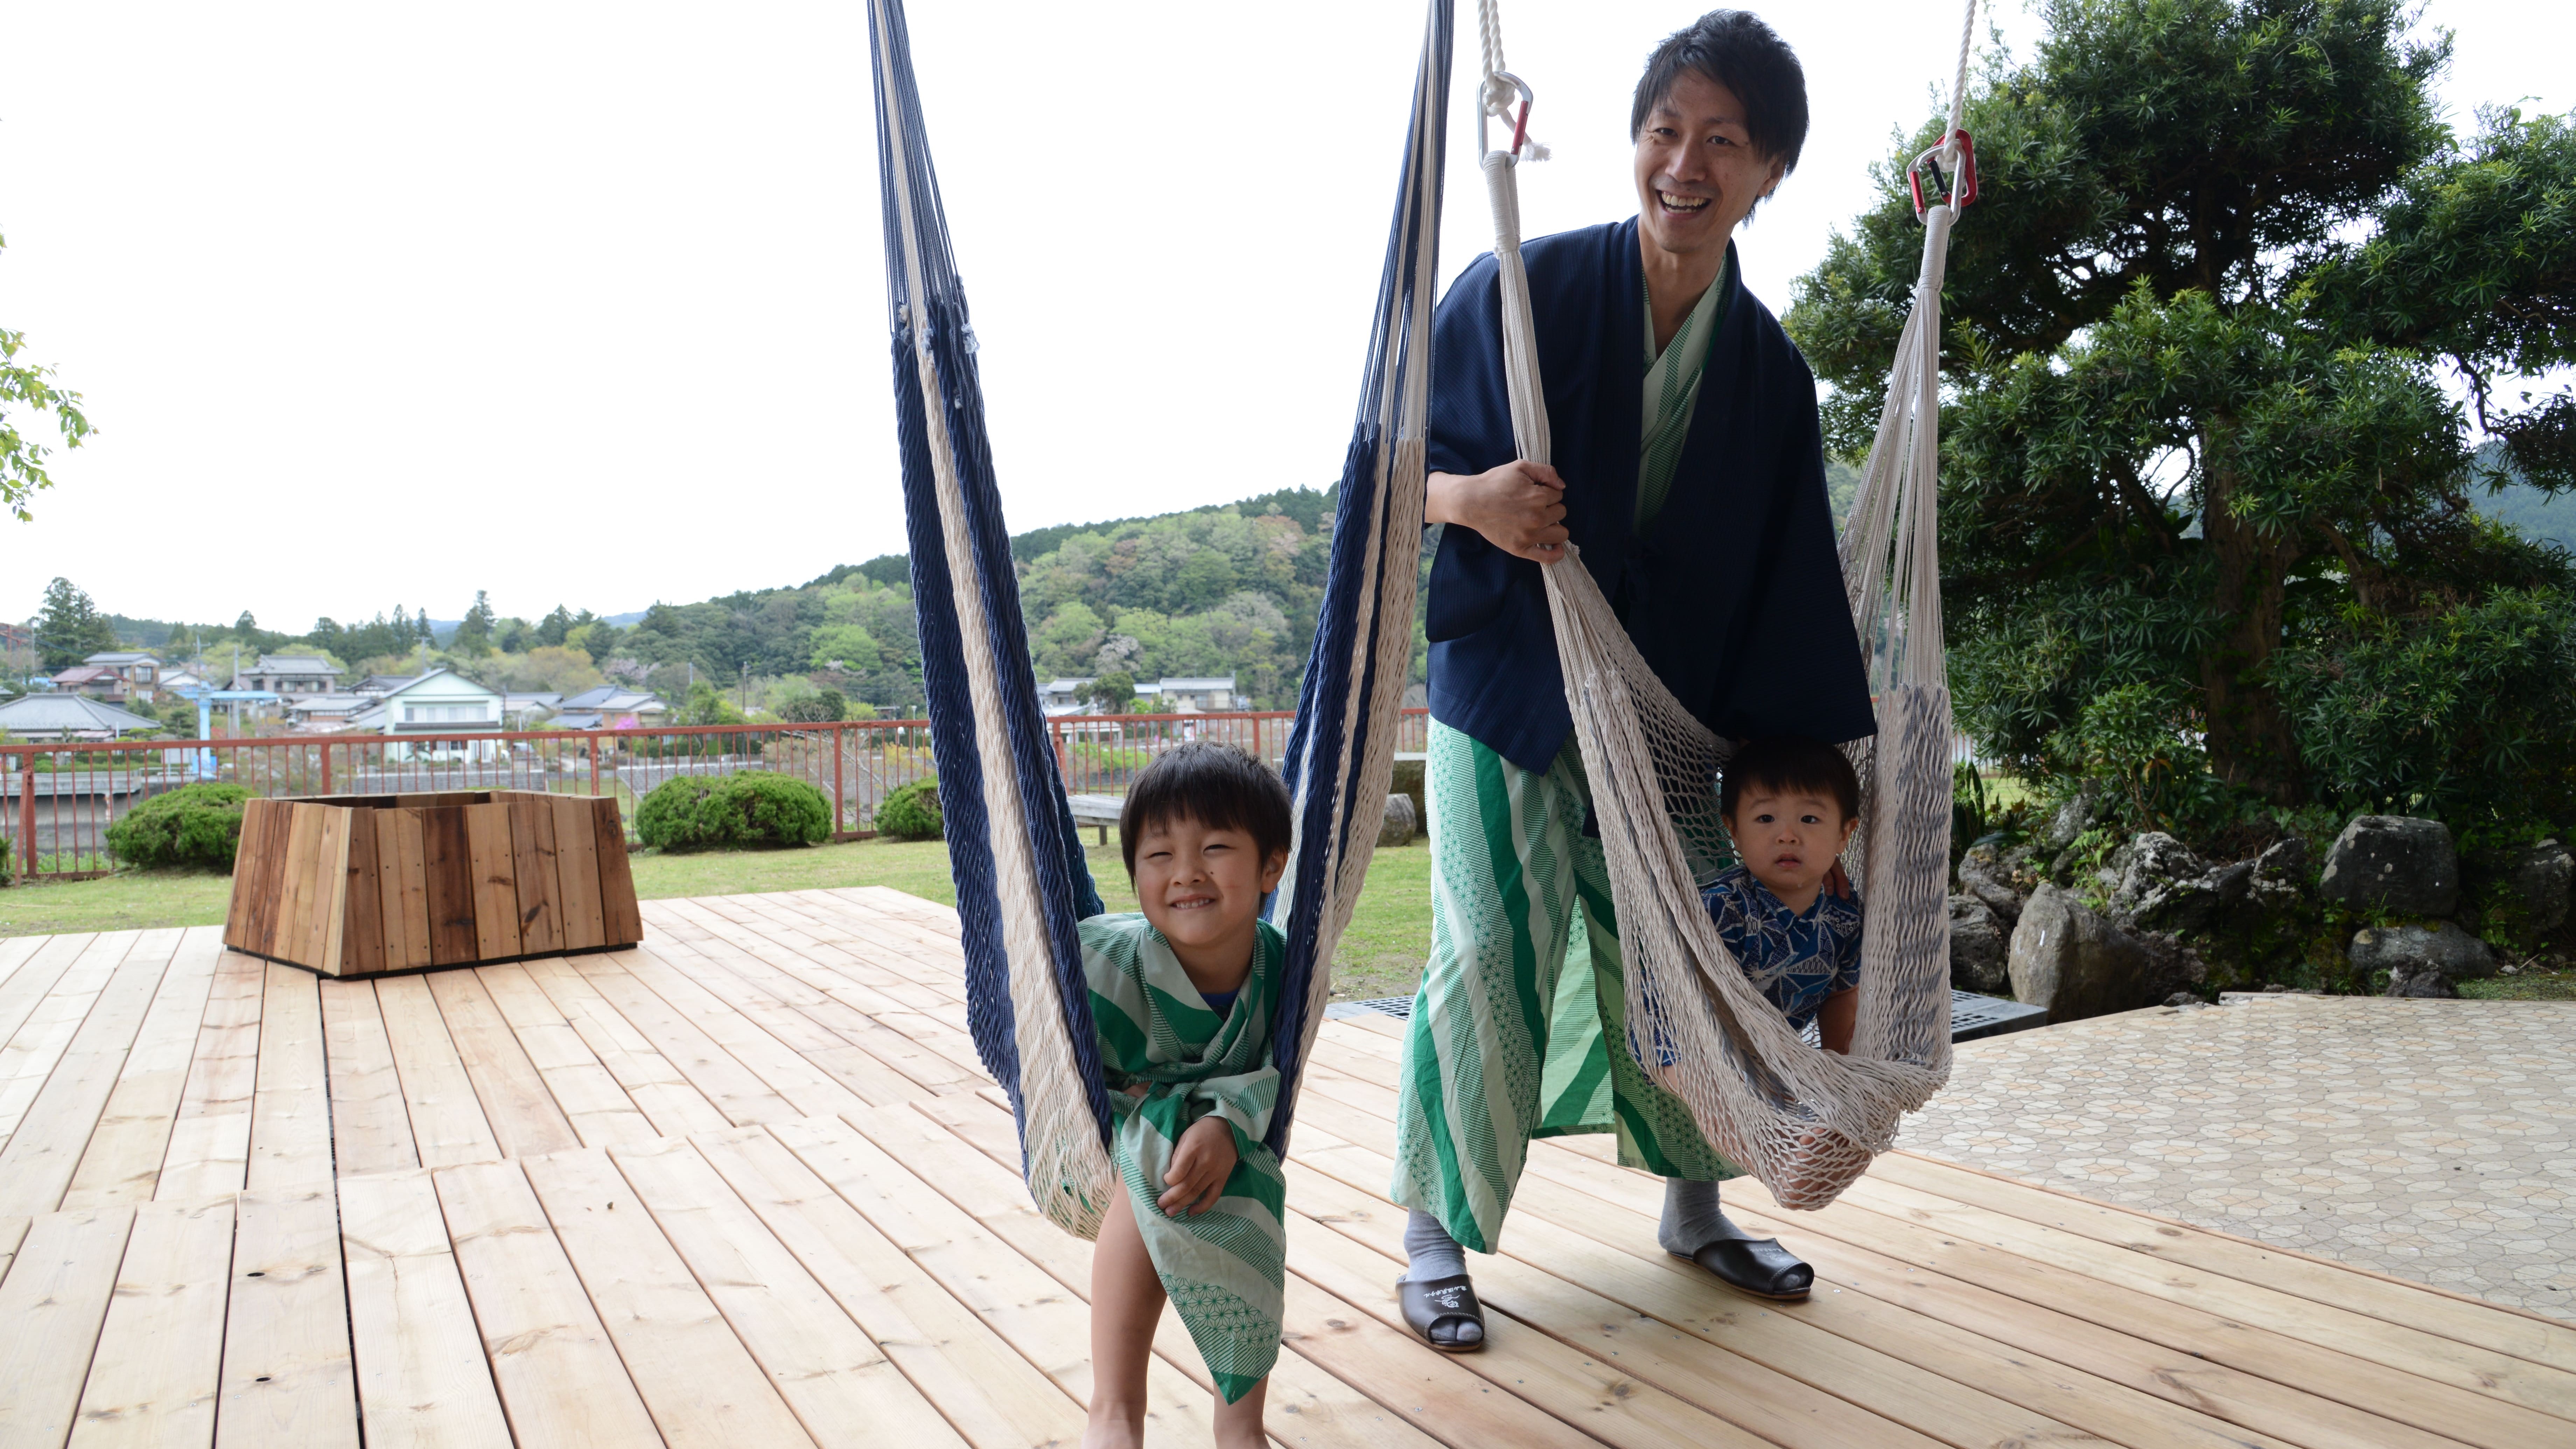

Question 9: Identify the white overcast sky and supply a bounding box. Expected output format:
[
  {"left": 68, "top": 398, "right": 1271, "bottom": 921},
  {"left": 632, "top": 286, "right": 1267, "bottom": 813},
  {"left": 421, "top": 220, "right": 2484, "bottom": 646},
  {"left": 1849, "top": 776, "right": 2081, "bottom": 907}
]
[{"left": 4, "top": 1, "right": 2567, "bottom": 631}]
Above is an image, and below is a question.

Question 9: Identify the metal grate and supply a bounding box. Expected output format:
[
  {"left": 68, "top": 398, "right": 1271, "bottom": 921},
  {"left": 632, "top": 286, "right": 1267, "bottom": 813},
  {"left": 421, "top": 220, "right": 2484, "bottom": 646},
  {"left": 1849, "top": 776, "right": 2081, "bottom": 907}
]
[{"left": 1332, "top": 989, "right": 2047, "bottom": 1042}]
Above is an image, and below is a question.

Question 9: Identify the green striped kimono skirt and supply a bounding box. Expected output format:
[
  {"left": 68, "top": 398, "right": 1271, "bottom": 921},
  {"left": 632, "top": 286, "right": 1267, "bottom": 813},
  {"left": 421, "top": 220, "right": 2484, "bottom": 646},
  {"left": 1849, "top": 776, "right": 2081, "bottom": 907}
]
[
  {"left": 1391, "top": 721, "right": 1740, "bottom": 1255},
  {"left": 1082, "top": 913, "right": 1287, "bottom": 1404}
]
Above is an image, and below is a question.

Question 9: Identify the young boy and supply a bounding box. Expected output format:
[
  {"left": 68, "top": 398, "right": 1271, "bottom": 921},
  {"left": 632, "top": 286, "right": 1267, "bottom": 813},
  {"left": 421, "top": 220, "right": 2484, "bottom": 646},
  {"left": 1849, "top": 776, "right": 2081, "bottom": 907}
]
[
  {"left": 1658, "top": 734, "right": 1863, "bottom": 1300},
  {"left": 1079, "top": 741, "right": 1293, "bottom": 1449}
]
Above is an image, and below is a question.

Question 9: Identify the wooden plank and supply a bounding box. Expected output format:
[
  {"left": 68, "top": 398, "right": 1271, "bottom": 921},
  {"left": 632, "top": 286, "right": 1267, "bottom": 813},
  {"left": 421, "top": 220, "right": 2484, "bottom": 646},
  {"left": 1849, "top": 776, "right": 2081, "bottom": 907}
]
[
  {"left": 640, "top": 931, "right": 938, "bottom": 1105},
  {"left": 0, "top": 934, "right": 101, "bottom": 1052},
  {"left": 424, "top": 969, "right": 580, "bottom": 1158},
  {"left": 473, "top": 964, "right": 656, "bottom": 1147},
  {"left": 690, "top": 1124, "right": 1088, "bottom": 1449},
  {"left": 609, "top": 947, "right": 874, "bottom": 1120},
  {"left": 610, "top": 1135, "right": 969, "bottom": 1449},
  {"left": 422, "top": 807, "right": 478, "bottom": 967},
  {"left": 319, "top": 980, "right": 419, "bottom": 1177},
  {"left": 464, "top": 803, "right": 522, "bottom": 963},
  {"left": 154, "top": 950, "right": 266, "bottom": 1202},
  {"left": 0, "top": 1214, "right": 25, "bottom": 1284},
  {"left": 246, "top": 963, "right": 332, "bottom": 1191},
  {"left": 222, "top": 802, "right": 272, "bottom": 950},
  {"left": 509, "top": 798, "right": 564, "bottom": 957},
  {"left": 62, "top": 928, "right": 228, "bottom": 1209},
  {"left": 339, "top": 808, "right": 384, "bottom": 978},
  {"left": 69, "top": 1196, "right": 234, "bottom": 1449},
  {"left": 518, "top": 958, "right": 733, "bottom": 1138},
  {"left": 769, "top": 1113, "right": 1230, "bottom": 1444},
  {"left": 338, "top": 1170, "right": 514, "bottom": 1449},
  {"left": 273, "top": 804, "right": 324, "bottom": 968},
  {"left": 565, "top": 957, "right": 801, "bottom": 1126},
  {"left": 593, "top": 797, "right": 642, "bottom": 945},
  {"left": 0, "top": 932, "right": 136, "bottom": 1152},
  {"left": 302, "top": 807, "right": 351, "bottom": 975},
  {"left": 551, "top": 797, "right": 606, "bottom": 951},
  {"left": 0, "top": 1204, "right": 135, "bottom": 1448},
  {"left": 0, "top": 931, "right": 182, "bottom": 1216},
  {"left": 432, "top": 1160, "right": 665, "bottom": 1448},
  {"left": 373, "top": 975, "right": 503, "bottom": 1169},
  {"left": 218, "top": 1187, "right": 359, "bottom": 1448},
  {"left": 389, "top": 809, "right": 432, "bottom": 972},
  {"left": 1869, "top": 1149, "right": 2576, "bottom": 1376},
  {"left": 518, "top": 1147, "right": 819, "bottom": 1448}
]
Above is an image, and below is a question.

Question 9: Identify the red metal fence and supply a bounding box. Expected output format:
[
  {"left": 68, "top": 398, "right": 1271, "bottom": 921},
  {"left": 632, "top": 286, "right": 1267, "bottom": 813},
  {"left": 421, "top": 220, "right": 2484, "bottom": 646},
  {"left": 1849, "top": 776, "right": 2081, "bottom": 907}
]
[{"left": 3, "top": 709, "right": 1433, "bottom": 881}]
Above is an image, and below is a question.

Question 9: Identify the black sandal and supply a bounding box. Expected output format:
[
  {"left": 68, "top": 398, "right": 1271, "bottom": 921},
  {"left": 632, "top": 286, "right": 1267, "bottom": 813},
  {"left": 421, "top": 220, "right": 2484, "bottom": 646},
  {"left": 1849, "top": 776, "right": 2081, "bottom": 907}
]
[
  {"left": 1673, "top": 1237, "right": 1814, "bottom": 1301},
  {"left": 1396, "top": 1274, "right": 1487, "bottom": 1352}
]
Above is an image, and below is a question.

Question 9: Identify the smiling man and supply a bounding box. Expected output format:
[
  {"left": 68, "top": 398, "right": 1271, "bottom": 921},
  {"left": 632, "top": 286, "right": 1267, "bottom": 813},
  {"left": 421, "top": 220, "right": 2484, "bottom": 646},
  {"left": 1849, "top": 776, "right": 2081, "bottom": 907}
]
[{"left": 1388, "top": 11, "right": 1875, "bottom": 1350}]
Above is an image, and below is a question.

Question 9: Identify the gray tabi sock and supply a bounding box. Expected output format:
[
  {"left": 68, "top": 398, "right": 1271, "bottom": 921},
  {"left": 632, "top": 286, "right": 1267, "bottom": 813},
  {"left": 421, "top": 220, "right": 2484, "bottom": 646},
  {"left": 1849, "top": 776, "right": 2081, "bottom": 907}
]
[
  {"left": 1658, "top": 1176, "right": 1752, "bottom": 1256},
  {"left": 1401, "top": 1208, "right": 1469, "bottom": 1283}
]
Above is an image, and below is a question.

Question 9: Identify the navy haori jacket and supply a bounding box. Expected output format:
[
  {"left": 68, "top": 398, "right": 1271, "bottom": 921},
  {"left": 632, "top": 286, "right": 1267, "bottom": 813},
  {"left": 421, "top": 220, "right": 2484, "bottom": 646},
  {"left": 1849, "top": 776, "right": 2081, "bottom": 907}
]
[{"left": 1423, "top": 220, "right": 1876, "bottom": 774}]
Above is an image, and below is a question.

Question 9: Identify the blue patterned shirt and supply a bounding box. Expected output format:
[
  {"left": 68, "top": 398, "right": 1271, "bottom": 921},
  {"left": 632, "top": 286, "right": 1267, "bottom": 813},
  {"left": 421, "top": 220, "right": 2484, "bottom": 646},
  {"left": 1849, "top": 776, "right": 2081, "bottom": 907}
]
[{"left": 1699, "top": 864, "right": 1863, "bottom": 1030}]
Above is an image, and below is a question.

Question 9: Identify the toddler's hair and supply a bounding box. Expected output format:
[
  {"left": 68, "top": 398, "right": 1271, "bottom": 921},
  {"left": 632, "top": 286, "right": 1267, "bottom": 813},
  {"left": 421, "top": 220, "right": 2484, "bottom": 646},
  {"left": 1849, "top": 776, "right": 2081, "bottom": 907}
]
[
  {"left": 1721, "top": 735, "right": 1860, "bottom": 823},
  {"left": 1118, "top": 741, "right": 1294, "bottom": 877}
]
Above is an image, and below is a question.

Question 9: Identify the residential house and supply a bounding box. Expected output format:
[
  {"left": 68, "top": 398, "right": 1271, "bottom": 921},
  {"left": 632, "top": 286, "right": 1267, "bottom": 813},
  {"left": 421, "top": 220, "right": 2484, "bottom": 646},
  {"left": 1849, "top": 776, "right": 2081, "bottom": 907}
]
[
  {"left": 0, "top": 693, "right": 163, "bottom": 741},
  {"left": 83, "top": 651, "right": 164, "bottom": 704},
  {"left": 50, "top": 665, "right": 125, "bottom": 701},
  {"left": 499, "top": 692, "right": 563, "bottom": 729},
  {"left": 244, "top": 654, "right": 343, "bottom": 694},
  {"left": 556, "top": 686, "right": 668, "bottom": 730},
  {"left": 1038, "top": 677, "right": 1096, "bottom": 717},
  {"left": 284, "top": 694, "right": 377, "bottom": 732},
  {"left": 158, "top": 667, "right": 212, "bottom": 696},
  {"left": 345, "top": 668, "right": 506, "bottom": 761},
  {"left": 1134, "top": 676, "right": 1238, "bottom": 712},
  {"left": 351, "top": 673, "right": 416, "bottom": 696}
]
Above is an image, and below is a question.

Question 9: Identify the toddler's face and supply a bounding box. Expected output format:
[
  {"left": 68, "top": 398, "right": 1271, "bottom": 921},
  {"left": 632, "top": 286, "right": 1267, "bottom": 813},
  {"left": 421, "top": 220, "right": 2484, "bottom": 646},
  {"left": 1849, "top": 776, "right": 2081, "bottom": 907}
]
[
  {"left": 1726, "top": 787, "right": 1858, "bottom": 908},
  {"left": 1131, "top": 814, "right": 1287, "bottom": 963}
]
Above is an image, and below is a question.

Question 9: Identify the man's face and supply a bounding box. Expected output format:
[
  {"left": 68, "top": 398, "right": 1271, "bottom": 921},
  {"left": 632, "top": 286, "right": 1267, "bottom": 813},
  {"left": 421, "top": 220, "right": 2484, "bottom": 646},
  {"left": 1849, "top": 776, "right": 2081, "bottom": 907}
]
[{"left": 1633, "top": 68, "right": 1787, "bottom": 263}]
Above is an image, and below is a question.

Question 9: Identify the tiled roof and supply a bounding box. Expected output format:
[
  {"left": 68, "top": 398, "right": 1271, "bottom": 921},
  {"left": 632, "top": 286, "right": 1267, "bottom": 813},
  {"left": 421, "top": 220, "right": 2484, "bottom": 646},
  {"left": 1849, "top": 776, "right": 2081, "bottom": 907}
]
[{"left": 0, "top": 693, "right": 162, "bottom": 734}]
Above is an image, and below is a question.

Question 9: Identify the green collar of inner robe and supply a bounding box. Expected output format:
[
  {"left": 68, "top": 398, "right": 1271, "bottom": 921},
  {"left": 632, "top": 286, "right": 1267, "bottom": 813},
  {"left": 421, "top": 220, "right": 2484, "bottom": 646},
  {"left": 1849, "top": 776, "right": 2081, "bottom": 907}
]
[{"left": 1637, "top": 257, "right": 1730, "bottom": 529}]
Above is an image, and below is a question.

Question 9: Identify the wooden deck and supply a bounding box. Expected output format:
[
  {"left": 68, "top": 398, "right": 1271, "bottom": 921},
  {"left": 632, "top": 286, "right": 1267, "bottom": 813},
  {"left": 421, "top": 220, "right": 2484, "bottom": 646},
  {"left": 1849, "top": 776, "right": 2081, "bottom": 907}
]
[{"left": 0, "top": 889, "right": 2569, "bottom": 1449}]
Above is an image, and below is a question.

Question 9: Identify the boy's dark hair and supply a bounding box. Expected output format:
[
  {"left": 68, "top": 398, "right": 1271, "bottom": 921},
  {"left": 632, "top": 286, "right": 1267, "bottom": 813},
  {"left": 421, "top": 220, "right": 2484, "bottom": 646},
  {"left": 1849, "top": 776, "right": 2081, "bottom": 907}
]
[
  {"left": 1631, "top": 11, "right": 1810, "bottom": 182},
  {"left": 1118, "top": 741, "right": 1294, "bottom": 876},
  {"left": 1721, "top": 735, "right": 1860, "bottom": 823}
]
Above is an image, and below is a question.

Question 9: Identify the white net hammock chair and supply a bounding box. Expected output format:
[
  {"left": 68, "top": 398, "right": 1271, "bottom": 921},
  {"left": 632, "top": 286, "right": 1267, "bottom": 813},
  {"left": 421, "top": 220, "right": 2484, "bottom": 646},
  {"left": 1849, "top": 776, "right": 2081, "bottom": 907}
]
[{"left": 1478, "top": 0, "right": 1976, "bottom": 1207}]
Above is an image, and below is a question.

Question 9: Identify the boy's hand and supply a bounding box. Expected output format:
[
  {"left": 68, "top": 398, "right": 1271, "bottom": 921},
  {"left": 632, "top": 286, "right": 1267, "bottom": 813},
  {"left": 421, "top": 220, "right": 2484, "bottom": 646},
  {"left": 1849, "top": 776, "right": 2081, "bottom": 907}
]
[{"left": 1158, "top": 1117, "right": 1240, "bottom": 1217}]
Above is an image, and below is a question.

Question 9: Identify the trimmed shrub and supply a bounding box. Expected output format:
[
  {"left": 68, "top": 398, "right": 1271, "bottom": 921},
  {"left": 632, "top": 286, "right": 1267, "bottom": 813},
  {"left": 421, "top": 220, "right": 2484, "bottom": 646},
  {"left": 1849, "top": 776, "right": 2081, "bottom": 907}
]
[
  {"left": 876, "top": 776, "right": 943, "bottom": 841},
  {"left": 106, "top": 783, "right": 254, "bottom": 870},
  {"left": 635, "top": 771, "right": 832, "bottom": 850}
]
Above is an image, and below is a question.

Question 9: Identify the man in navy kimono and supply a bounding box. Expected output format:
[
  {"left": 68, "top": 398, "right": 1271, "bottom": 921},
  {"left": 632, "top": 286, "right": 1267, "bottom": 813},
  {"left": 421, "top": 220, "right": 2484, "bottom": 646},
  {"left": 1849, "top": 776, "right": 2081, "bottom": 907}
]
[{"left": 1389, "top": 10, "right": 1876, "bottom": 1351}]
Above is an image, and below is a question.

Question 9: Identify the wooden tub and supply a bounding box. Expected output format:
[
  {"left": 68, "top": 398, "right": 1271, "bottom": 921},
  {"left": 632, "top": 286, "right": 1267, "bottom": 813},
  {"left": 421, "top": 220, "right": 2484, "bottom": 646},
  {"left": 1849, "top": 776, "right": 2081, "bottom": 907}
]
[{"left": 223, "top": 790, "right": 642, "bottom": 978}]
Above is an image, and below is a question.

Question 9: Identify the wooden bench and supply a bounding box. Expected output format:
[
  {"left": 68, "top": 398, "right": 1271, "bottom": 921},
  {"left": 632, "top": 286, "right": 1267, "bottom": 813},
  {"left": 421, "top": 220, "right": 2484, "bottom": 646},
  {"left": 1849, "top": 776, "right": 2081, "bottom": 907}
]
[
  {"left": 1066, "top": 792, "right": 1122, "bottom": 845},
  {"left": 224, "top": 790, "right": 642, "bottom": 978}
]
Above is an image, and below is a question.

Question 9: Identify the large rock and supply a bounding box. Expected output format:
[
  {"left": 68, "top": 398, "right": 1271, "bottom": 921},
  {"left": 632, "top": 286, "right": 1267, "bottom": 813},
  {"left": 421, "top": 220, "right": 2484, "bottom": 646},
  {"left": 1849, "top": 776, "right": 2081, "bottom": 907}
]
[
  {"left": 1377, "top": 793, "right": 1419, "bottom": 848},
  {"left": 2008, "top": 883, "right": 2174, "bottom": 1023},
  {"left": 1948, "top": 895, "right": 2009, "bottom": 995},
  {"left": 2037, "top": 783, "right": 2104, "bottom": 852},
  {"left": 1956, "top": 841, "right": 2039, "bottom": 926},
  {"left": 2352, "top": 922, "right": 2496, "bottom": 998},
  {"left": 2319, "top": 816, "right": 2460, "bottom": 918},
  {"left": 2112, "top": 832, "right": 2226, "bottom": 931},
  {"left": 2508, "top": 839, "right": 2572, "bottom": 935}
]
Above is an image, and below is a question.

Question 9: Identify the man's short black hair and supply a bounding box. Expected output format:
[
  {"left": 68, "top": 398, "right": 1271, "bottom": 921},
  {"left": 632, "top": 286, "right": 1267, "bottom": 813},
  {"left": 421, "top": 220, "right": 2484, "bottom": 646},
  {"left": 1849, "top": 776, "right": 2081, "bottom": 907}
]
[
  {"left": 1631, "top": 10, "right": 1810, "bottom": 177},
  {"left": 1721, "top": 735, "right": 1859, "bottom": 823},
  {"left": 1119, "top": 741, "right": 1294, "bottom": 877}
]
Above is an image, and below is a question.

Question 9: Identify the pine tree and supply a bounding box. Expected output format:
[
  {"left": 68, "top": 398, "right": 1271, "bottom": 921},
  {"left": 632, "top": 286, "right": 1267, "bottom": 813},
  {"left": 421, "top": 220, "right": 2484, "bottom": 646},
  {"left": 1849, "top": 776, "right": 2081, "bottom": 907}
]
[{"left": 34, "top": 577, "right": 117, "bottom": 668}]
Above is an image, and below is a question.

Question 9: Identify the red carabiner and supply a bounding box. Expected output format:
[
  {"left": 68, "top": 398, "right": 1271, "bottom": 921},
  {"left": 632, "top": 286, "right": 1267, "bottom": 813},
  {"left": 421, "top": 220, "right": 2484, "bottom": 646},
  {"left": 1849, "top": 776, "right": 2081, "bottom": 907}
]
[{"left": 1907, "top": 128, "right": 1977, "bottom": 219}]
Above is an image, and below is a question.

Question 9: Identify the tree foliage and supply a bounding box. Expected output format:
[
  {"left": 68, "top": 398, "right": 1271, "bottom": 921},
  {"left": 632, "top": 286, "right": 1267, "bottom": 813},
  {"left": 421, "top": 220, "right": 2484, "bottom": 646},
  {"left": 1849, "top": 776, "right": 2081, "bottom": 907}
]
[
  {"left": 0, "top": 232, "right": 91, "bottom": 524},
  {"left": 35, "top": 577, "right": 118, "bottom": 669},
  {"left": 1788, "top": 0, "right": 2576, "bottom": 833}
]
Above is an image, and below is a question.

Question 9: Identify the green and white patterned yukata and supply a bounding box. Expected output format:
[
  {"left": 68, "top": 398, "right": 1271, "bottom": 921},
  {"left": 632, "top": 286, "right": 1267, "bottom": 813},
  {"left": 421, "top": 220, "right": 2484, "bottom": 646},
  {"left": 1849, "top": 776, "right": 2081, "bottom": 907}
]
[
  {"left": 1393, "top": 263, "right": 1740, "bottom": 1255},
  {"left": 1082, "top": 912, "right": 1286, "bottom": 1404}
]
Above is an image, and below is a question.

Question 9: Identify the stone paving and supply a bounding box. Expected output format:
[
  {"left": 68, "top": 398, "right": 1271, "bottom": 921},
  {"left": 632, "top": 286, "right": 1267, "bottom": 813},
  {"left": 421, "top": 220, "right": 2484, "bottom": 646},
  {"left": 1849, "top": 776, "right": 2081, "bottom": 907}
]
[{"left": 1896, "top": 994, "right": 2576, "bottom": 1320}]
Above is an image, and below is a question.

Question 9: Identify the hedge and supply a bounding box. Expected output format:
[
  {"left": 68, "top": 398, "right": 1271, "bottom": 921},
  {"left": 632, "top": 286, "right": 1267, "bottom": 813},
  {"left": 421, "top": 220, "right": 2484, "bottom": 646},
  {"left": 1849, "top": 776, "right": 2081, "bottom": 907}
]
[
  {"left": 876, "top": 776, "right": 942, "bottom": 841},
  {"left": 106, "top": 783, "right": 254, "bottom": 870},
  {"left": 635, "top": 771, "right": 833, "bottom": 850}
]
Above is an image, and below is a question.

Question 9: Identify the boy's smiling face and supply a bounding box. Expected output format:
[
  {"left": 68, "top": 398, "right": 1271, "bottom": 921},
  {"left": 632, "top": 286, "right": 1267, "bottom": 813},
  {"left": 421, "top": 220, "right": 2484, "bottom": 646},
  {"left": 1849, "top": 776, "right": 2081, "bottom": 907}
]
[
  {"left": 1132, "top": 813, "right": 1288, "bottom": 991},
  {"left": 1726, "top": 786, "right": 1857, "bottom": 916}
]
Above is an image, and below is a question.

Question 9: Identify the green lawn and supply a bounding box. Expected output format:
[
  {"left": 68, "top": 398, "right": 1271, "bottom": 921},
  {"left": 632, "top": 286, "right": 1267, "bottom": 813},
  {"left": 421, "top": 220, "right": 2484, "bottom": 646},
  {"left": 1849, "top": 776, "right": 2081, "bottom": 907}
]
[{"left": 0, "top": 834, "right": 1438, "bottom": 1002}]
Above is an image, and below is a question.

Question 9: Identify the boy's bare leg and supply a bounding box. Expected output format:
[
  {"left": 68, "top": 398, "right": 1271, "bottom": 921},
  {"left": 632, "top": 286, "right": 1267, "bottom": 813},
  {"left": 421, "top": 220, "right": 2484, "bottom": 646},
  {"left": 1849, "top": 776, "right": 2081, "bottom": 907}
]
[
  {"left": 1086, "top": 1190, "right": 1162, "bottom": 1449},
  {"left": 1211, "top": 1375, "right": 1269, "bottom": 1449}
]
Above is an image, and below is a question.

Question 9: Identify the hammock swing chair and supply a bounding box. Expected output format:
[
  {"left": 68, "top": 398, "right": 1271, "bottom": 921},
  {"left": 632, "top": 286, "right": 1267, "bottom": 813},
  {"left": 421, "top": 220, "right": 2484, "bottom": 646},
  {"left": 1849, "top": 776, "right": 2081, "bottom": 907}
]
[{"left": 868, "top": 0, "right": 1977, "bottom": 1232}]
